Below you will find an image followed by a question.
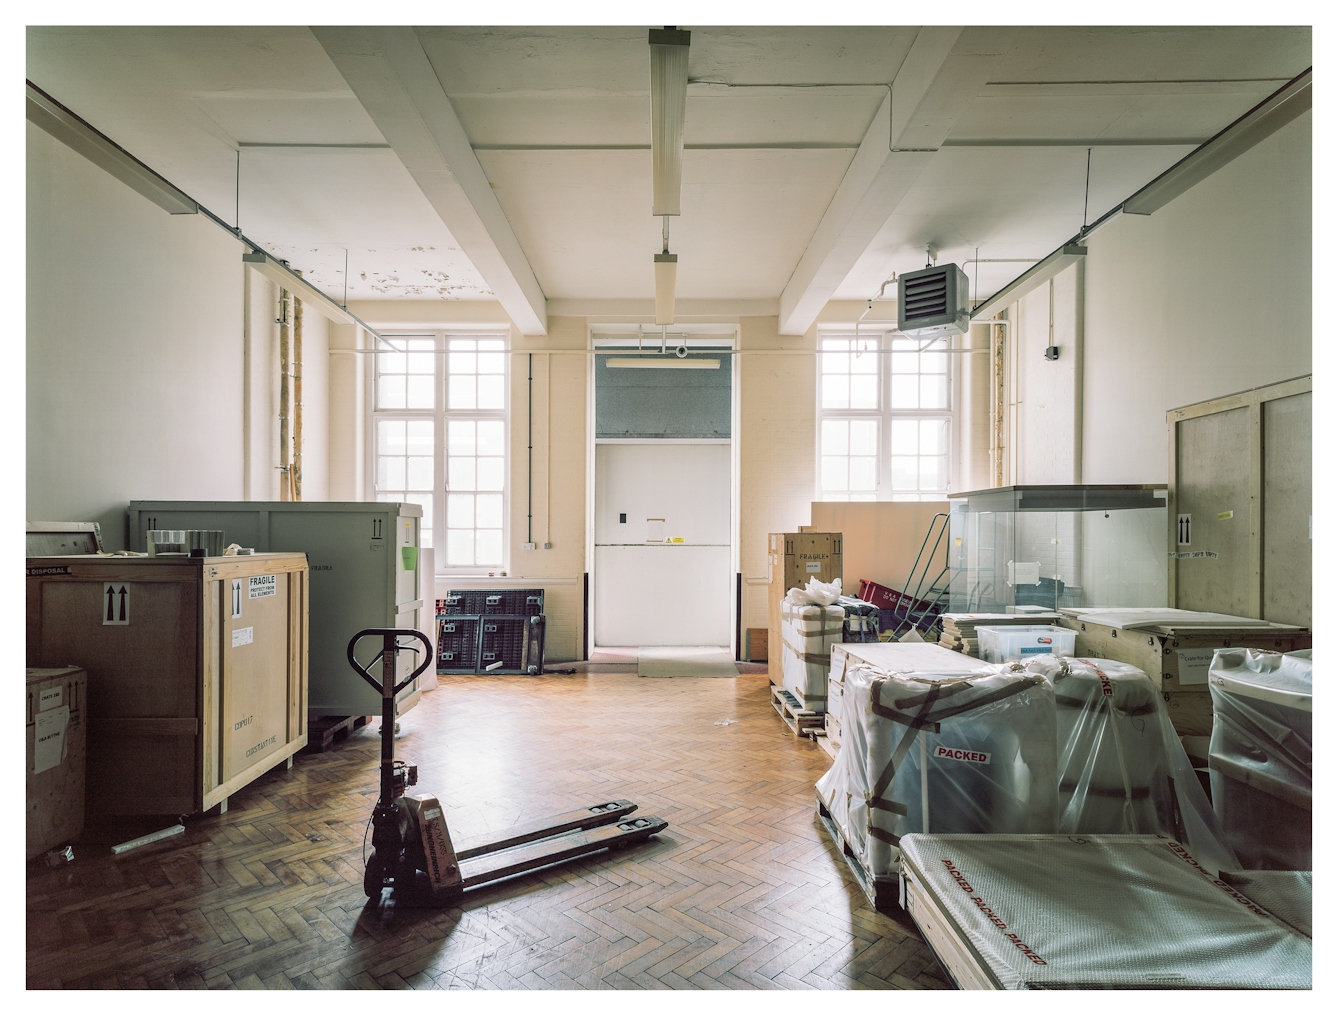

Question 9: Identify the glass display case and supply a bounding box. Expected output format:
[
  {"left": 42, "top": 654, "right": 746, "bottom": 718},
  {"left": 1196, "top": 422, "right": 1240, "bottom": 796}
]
[{"left": 948, "top": 485, "right": 1168, "bottom": 613}]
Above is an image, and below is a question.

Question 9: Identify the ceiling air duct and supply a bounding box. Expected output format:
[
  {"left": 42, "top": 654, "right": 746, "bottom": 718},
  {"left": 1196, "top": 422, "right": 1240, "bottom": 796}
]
[{"left": 898, "top": 263, "right": 970, "bottom": 338}]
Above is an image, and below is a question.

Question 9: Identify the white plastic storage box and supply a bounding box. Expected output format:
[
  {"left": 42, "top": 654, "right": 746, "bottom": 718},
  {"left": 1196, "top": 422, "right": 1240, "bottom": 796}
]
[
  {"left": 780, "top": 600, "right": 844, "bottom": 712},
  {"left": 127, "top": 501, "right": 426, "bottom": 718},
  {"left": 977, "top": 624, "right": 1075, "bottom": 663}
]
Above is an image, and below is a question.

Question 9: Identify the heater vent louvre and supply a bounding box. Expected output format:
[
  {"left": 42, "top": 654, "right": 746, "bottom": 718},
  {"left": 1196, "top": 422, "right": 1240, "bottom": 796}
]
[{"left": 898, "top": 264, "right": 970, "bottom": 338}]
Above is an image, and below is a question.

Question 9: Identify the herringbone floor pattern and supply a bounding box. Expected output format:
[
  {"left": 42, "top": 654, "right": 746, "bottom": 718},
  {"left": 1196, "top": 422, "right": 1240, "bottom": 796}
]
[{"left": 26, "top": 670, "right": 950, "bottom": 990}]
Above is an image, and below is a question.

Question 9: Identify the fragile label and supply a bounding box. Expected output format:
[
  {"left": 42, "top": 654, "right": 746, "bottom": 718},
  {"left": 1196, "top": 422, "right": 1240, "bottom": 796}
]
[
  {"left": 39, "top": 687, "right": 63, "bottom": 711},
  {"left": 232, "top": 626, "right": 254, "bottom": 647},
  {"left": 934, "top": 746, "right": 991, "bottom": 765},
  {"left": 248, "top": 574, "right": 277, "bottom": 598},
  {"left": 33, "top": 706, "right": 69, "bottom": 774},
  {"left": 1175, "top": 649, "right": 1216, "bottom": 686}
]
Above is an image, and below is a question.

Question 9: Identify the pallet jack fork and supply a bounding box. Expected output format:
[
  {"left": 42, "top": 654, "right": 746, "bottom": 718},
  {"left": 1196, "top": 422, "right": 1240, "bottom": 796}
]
[{"left": 347, "top": 629, "right": 668, "bottom": 905}]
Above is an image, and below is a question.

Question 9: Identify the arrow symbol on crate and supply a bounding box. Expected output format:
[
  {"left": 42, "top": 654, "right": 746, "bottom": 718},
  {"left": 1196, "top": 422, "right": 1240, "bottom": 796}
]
[
  {"left": 117, "top": 586, "right": 128, "bottom": 621},
  {"left": 106, "top": 585, "right": 115, "bottom": 622}
]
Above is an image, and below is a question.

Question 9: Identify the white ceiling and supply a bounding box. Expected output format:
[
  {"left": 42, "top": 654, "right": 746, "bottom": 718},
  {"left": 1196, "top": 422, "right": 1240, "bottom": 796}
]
[{"left": 26, "top": 25, "right": 1311, "bottom": 324}]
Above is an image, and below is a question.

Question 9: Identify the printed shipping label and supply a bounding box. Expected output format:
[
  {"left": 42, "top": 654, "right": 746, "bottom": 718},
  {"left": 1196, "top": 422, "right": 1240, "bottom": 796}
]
[
  {"left": 248, "top": 574, "right": 277, "bottom": 598},
  {"left": 1019, "top": 646, "right": 1054, "bottom": 655},
  {"left": 39, "top": 687, "right": 63, "bottom": 711},
  {"left": 232, "top": 626, "right": 254, "bottom": 648},
  {"left": 933, "top": 746, "right": 992, "bottom": 765},
  {"left": 805, "top": 561, "right": 822, "bottom": 573},
  {"left": 1175, "top": 648, "right": 1216, "bottom": 685},
  {"left": 33, "top": 706, "right": 69, "bottom": 774}
]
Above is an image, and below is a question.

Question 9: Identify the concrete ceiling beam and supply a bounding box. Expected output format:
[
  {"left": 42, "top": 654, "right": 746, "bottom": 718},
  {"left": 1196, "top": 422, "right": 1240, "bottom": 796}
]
[
  {"left": 312, "top": 26, "right": 548, "bottom": 335},
  {"left": 776, "top": 26, "right": 1017, "bottom": 336}
]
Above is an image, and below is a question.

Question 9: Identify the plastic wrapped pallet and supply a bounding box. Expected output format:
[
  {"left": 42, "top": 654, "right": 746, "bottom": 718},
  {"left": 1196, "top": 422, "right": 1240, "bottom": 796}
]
[
  {"left": 1022, "top": 655, "right": 1238, "bottom": 875},
  {"left": 898, "top": 833, "right": 1312, "bottom": 989},
  {"left": 780, "top": 600, "right": 845, "bottom": 712},
  {"left": 1208, "top": 648, "right": 1311, "bottom": 870},
  {"left": 816, "top": 661, "right": 1057, "bottom": 880}
]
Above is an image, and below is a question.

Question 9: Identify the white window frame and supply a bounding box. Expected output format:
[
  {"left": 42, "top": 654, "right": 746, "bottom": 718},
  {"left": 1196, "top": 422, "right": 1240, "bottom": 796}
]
[
  {"left": 816, "top": 330, "right": 954, "bottom": 502},
  {"left": 367, "top": 331, "right": 510, "bottom": 575}
]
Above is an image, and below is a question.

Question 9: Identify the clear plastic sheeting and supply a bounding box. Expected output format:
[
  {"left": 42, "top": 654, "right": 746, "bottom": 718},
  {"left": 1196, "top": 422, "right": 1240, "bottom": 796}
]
[
  {"left": 899, "top": 833, "right": 1312, "bottom": 990},
  {"left": 1218, "top": 870, "right": 1312, "bottom": 937},
  {"left": 1020, "top": 655, "right": 1238, "bottom": 875},
  {"left": 780, "top": 601, "right": 845, "bottom": 711},
  {"left": 817, "top": 663, "right": 1056, "bottom": 878},
  {"left": 1208, "top": 649, "right": 1312, "bottom": 870}
]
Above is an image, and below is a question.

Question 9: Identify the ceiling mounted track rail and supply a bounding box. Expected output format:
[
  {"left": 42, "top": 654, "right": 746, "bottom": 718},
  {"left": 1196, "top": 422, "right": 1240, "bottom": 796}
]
[{"left": 26, "top": 79, "right": 387, "bottom": 341}]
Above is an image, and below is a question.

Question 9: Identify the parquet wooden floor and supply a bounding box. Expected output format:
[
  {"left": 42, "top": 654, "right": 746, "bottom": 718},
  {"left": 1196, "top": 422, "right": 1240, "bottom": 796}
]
[{"left": 26, "top": 670, "right": 951, "bottom": 990}]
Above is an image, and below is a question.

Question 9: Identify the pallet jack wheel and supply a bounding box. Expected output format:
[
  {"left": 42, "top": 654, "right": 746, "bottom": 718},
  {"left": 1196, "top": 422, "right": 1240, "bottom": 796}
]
[{"left": 364, "top": 849, "right": 385, "bottom": 898}]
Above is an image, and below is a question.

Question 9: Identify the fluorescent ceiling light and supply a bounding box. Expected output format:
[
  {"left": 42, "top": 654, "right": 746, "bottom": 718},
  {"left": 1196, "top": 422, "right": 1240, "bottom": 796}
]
[
  {"left": 606, "top": 358, "right": 719, "bottom": 369},
  {"left": 26, "top": 81, "right": 198, "bottom": 215},
  {"left": 971, "top": 244, "right": 1086, "bottom": 321},
  {"left": 654, "top": 252, "right": 678, "bottom": 325},
  {"left": 243, "top": 251, "right": 356, "bottom": 326},
  {"left": 649, "top": 28, "right": 690, "bottom": 216},
  {"left": 1123, "top": 68, "right": 1311, "bottom": 216}
]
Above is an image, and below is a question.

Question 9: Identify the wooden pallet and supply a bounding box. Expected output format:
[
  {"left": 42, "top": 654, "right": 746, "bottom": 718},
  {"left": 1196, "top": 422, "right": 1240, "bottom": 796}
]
[
  {"left": 770, "top": 685, "right": 824, "bottom": 737},
  {"left": 303, "top": 714, "right": 373, "bottom": 753},
  {"left": 815, "top": 792, "right": 902, "bottom": 913},
  {"left": 816, "top": 732, "right": 839, "bottom": 761}
]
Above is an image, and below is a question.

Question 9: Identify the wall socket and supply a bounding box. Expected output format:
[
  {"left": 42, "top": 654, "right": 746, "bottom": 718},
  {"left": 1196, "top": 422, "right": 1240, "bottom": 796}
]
[{"left": 523, "top": 542, "right": 536, "bottom": 550}]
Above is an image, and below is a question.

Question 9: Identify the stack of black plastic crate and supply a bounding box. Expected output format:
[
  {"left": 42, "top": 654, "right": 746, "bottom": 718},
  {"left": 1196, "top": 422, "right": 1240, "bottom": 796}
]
[{"left": 435, "top": 589, "right": 546, "bottom": 675}]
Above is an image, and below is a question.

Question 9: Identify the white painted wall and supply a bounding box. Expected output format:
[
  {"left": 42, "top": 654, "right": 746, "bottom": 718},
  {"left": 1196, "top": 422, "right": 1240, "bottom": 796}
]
[
  {"left": 738, "top": 315, "right": 818, "bottom": 629},
  {"left": 1078, "top": 110, "right": 1311, "bottom": 484},
  {"left": 27, "top": 122, "right": 246, "bottom": 549},
  {"left": 1014, "top": 267, "right": 1081, "bottom": 484}
]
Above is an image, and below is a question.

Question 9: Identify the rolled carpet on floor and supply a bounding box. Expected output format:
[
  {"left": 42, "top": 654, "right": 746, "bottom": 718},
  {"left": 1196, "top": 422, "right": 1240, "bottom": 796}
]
[{"left": 637, "top": 646, "right": 739, "bottom": 678}]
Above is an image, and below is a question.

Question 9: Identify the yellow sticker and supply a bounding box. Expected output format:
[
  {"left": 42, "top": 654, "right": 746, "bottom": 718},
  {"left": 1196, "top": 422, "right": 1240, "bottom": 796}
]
[{"left": 1218, "top": 510, "right": 1234, "bottom": 521}]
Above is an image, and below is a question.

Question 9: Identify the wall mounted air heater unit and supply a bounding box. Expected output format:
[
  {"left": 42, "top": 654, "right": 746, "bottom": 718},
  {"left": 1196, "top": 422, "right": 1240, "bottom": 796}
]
[{"left": 898, "top": 263, "right": 970, "bottom": 338}]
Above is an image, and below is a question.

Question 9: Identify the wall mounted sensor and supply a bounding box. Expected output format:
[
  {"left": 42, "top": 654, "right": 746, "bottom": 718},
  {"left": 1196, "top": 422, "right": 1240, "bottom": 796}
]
[
  {"left": 675, "top": 345, "right": 688, "bottom": 358},
  {"left": 1044, "top": 345, "right": 1060, "bottom": 360}
]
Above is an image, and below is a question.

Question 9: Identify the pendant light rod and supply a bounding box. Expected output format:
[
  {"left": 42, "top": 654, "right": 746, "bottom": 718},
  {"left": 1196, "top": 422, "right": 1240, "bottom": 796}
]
[{"left": 649, "top": 27, "right": 690, "bottom": 217}]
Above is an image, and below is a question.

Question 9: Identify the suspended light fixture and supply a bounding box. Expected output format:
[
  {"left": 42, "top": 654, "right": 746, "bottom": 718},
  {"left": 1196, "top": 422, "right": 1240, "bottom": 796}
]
[
  {"left": 648, "top": 27, "right": 690, "bottom": 216},
  {"left": 654, "top": 252, "right": 677, "bottom": 325}
]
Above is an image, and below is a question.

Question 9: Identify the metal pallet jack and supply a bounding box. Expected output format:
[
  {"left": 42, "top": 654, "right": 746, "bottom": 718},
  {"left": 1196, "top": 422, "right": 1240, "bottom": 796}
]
[{"left": 348, "top": 629, "right": 668, "bottom": 904}]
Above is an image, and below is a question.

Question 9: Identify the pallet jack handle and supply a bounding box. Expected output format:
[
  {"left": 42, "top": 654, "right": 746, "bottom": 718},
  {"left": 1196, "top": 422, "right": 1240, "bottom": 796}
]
[
  {"left": 347, "top": 628, "right": 435, "bottom": 696},
  {"left": 348, "top": 629, "right": 436, "bottom": 808}
]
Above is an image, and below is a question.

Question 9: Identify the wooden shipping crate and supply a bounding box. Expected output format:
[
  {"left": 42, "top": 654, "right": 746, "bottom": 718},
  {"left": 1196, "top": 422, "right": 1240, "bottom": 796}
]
[
  {"left": 1056, "top": 611, "right": 1309, "bottom": 737},
  {"left": 27, "top": 667, "right": 87, "bottom": 860},
  {"left": 26, "top": 554, "right": 308, "bottom": 817},
  {"left": 767, "top": 532, "right": 842, "bottom": 686}
]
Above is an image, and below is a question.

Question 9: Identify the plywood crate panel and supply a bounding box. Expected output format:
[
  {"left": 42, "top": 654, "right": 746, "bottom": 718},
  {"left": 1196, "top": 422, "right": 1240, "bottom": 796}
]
[
  {"left": 26, "top": 554, "right": 308, "bottom": 817},
  {"left": 1057, "top": 612, "right": 1309, "bottom": 737},
  {"left": 27, "top": 667, "right": 87, "bottom": 859}
]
